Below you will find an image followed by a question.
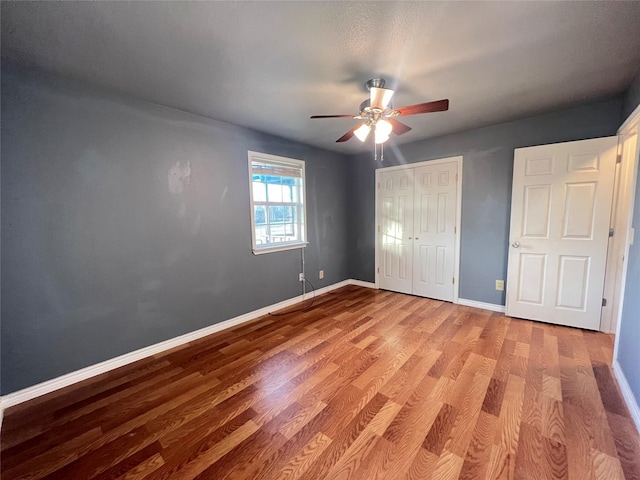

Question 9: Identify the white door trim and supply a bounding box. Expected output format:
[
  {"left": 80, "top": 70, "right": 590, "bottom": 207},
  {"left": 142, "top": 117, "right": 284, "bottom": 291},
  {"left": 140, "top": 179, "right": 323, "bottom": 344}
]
[
  {"left": 374, "top": 156, "right": 463, "bottom": 303},
  {"left": 613, "top": 110, "right": 640, "bottom": 358},
  {"left": 619, "top": 102, "right": 640, "bottom": 134},
  {"left": 601, "top": 133, "right": 638, "bottom": 332}
]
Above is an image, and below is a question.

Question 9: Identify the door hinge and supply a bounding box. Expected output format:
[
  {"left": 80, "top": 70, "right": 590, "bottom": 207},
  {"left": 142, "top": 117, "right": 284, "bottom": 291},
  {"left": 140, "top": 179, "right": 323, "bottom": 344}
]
[
  {"left": 377, "top": 267, "right": 380, "bottom": 274},
  {"left": 609, "top": 228, "right": 614, "bottom": 237},
  {"left": 602, "top": 298, "right": 607, "bottom": 307},
  {"left": 452, "top": 277, "right": 455, "bottom": 284},
  {"left": 616, "top": 154, "right": 622, "bottom": 164},
  {"left": 455, "top": 173, "right": 458, "bottom": 181},
  {"left": 378, "top": 225, "right": 381, "bottom": 233},
  {"left": 377, "top": 182, "right": 381, "bottom": 189},
  {"left": 454, "top": 226, "right": 457, "bottom": 234}
]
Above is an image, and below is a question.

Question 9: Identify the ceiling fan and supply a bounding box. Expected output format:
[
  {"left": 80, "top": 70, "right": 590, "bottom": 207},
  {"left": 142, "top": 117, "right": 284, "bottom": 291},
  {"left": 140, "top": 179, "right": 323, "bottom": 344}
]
[{"left": 310, "top": 78, "right": 449, "bottom": 144}]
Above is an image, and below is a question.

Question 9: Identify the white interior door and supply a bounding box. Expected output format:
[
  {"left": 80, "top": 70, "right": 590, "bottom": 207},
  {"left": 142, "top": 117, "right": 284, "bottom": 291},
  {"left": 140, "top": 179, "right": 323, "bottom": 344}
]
[
  {"left": 412, "top": 162, "right": 458, "bottom": 301},
  {"left": 379, "top": 169, "right": 414, "bottom": 295},
  {"left": 506, "top": 137, "right": 618, "bottom": 330}
]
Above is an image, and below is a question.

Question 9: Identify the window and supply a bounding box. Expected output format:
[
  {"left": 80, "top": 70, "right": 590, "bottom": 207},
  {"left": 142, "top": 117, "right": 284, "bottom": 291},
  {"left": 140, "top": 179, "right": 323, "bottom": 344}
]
[{"left": 248, "top": 151, "right": 307, "bottom": 254}]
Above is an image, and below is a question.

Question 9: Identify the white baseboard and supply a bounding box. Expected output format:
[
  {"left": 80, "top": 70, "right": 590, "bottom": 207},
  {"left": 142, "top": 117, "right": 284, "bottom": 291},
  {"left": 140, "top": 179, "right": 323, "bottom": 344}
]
[
  {"left": 457, "top": 298, "right": 506, "bottom": 313},
  {"left": 0, "top": 279, "right": 376, "bottom": 413},
  {"left": 348, "top": 279, "right": 377, "bottom": 289},
  {"left": 613, "top": 360, "right": 640, "bottom": 434}
]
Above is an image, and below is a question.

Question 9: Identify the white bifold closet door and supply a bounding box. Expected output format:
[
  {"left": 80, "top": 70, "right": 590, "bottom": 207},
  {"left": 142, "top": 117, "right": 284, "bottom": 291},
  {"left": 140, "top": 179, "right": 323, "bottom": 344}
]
[{"left": 378, "top": 161, "right": 458, "bottom": 302}]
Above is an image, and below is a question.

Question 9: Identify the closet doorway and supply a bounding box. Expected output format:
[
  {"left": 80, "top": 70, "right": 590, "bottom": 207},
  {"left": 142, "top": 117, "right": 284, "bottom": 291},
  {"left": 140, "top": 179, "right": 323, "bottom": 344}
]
[{"left": 375, "top": 157, "right": 462, "bottom": 302}]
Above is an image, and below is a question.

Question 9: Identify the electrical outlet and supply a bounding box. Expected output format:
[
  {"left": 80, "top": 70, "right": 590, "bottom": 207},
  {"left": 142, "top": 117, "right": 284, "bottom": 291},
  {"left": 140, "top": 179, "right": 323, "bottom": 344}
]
[
  {"left": 319, "top": 270, "right": 324, "bottom": 279},
  {"left": 495, "top": 280, "right": 504, "bottom": 291},
  {"left": 298, "top": 273, "right": 305, "bottom": 282}
]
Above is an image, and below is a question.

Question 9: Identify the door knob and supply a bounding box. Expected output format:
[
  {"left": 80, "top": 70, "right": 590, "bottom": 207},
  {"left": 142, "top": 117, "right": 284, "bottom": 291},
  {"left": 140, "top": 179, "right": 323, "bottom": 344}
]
[{"left": 512, "top": 241, "right": 520, "bottom": 248}]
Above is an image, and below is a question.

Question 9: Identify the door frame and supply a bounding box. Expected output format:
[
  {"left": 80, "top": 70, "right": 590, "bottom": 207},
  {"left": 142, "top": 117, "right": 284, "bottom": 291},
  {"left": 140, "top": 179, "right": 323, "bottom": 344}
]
[
  {"left": 602, "top": 128, "right": 639, "bottom": 332},
  {"left": 374, "top": 156, "right": 463, "bottom": 303},
  {"left": 612, "top": 106, "right": 640, "bottom": 355}
]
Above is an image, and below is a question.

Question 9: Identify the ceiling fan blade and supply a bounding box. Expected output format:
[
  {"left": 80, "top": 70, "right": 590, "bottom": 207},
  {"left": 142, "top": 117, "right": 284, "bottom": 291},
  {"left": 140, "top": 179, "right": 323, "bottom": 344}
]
[
  {"left": 395, "top": 99, "right": 449, "bottom": 116},
  {"left": 310, "top": 114, "right": 356, "bottom": 119},
  {"left": 336, "top": 127, "right": 357, "bottom": 143},
  {"left": 387, "top": 117, "right": 412, "bottom": 135},
  {"left": 370, "top": 87, "right": 394, "bottom": 110}
]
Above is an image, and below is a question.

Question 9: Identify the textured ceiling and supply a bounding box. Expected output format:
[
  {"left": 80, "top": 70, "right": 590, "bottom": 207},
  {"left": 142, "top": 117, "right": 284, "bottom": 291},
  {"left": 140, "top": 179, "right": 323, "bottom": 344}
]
[{"left": 3, "top": 1, "right": 640, "bottom": 153}]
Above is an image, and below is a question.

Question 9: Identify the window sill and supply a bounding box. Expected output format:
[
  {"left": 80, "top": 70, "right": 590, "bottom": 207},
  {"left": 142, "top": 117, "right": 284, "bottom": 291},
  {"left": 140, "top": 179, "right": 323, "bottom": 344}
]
[{"left": 252, "top": 242, "right": 308, "bottom": 255}]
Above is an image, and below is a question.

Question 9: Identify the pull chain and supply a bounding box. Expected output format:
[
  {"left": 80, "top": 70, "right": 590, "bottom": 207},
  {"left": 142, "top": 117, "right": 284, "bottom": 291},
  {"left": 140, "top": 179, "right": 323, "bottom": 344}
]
[
  {"left": 373, "top": 141, "right": 385, "bottom": 162},
  {"left": 372, "top": 141, "right": 385, "bottom": 162}
]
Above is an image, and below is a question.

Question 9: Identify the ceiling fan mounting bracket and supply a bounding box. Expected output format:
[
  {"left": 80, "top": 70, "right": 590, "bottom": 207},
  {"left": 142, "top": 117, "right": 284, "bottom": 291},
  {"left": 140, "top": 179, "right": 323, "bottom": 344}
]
[{"left": 365, "top": 78, "right": 386, "bottom": 91}]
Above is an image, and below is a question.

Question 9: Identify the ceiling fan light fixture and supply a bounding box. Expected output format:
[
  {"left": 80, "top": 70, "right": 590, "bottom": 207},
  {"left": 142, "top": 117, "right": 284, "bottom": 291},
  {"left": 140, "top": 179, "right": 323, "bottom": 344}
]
[
  {"left": 354, "top": 123, "right": 372, "bottom": 142},
  {"left": 374, "top": 133, "right": 390, "bottom": 144},
  {"left": 374, "top": 119, "right": 392, "bottom": 143}
]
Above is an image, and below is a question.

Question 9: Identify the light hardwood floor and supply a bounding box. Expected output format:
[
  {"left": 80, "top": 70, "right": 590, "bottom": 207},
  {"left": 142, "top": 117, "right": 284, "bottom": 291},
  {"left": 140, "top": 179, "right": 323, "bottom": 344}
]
[{"left": 2, "top": 286, "right": 639, "bottom": 479}]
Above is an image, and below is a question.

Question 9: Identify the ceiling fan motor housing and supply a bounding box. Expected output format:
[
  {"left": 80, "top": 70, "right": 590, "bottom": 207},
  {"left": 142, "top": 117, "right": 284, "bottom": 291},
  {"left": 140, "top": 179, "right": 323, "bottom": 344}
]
[{"left": 359, "top": 99, "right": 391, "bottom": 113}]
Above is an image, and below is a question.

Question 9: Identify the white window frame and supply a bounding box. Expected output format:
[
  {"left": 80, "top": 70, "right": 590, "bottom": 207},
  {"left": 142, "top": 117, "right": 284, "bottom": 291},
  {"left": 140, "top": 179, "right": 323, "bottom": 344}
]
[{"left": 248, "top": 151, "right": 308, "bottom": 254}]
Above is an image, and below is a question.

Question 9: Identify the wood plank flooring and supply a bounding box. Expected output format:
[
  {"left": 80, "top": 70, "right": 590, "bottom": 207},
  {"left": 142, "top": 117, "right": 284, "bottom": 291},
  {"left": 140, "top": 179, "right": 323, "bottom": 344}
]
[{"left": 2, "top": 285, "right": 639, "bottom": 479}]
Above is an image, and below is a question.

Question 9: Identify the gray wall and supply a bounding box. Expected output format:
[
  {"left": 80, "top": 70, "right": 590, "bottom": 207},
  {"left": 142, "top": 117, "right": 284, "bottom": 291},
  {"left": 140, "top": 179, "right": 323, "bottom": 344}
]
[
  {"left": 1, "top": 65, "right": 350, "bottom": 394},
  {"left": 622, "top": 67, "right": 640, "bottom": 122},
  {"left": 617, "top": 83, "right": 640, "bottom": 412},
  {"left": 348, "top": 98, "right": 622, "bottom": 305},
  {"left": 1, "top": 62, "right": 636, "bottom": 398}
]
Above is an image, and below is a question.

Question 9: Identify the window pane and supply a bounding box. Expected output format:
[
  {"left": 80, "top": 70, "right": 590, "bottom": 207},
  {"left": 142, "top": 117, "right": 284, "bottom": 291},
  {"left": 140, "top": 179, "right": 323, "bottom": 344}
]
[
  {"left": 267, "top": 183, "right": 283, "bottom": 202},
  {"left": 268, "top": 205, "right": 283, "bottom": 223},
  {"left": 283, "top": 223, "right": 295, "bottom": 235},
  {"left": 255, "top": 224, "right": 268, "bottom": 245},
  {"left": 254, "top": 205, "right": 266, "bottom": 225},
  {"left": 253, "top": 182, "right": 266, "bottom": 202},
  {"left": 282, "top": 185, "right": 293, "bottom": 203},
  {"left": 268, "top": 205, "right": 295, "bottom": 224},
  {"left": 286, "top": 206, "right": 294, "bottom": 222}
]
